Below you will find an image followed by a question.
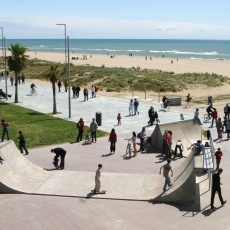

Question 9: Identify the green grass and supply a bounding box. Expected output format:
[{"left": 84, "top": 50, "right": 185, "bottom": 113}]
[
  {"left": 16, "top": 59, "right": 230, "bottom": 93},
  {"left": 0, "top": 101, "right": 108, "bottom": 149}
]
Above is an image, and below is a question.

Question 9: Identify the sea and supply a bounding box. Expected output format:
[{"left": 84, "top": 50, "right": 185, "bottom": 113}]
[{"left": 4, "top": 39, "right": 230, "bottom": 61}]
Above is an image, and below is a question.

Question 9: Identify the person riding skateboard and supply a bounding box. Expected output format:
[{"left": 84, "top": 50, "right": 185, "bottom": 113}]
[{"left": 93, "top": 164, "right": 103, "bottom": 193}]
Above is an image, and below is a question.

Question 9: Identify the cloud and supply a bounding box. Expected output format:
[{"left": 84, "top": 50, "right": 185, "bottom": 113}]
[{"left": 1, "top": 14, "right": 230, "bottom": 39}]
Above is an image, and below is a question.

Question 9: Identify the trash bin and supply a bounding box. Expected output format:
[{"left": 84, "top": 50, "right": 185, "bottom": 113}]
[{"left": 96, "top": 112, "right": 102, "bottom": 126}]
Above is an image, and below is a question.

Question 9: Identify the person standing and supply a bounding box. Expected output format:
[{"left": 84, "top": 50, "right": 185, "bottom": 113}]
[
  {"left": 165, "top": 131, "right": 171, "bottom": 159},
  {"left": 117, "top": 113, "right": 122, "bottom": 125},
  {"left": 148, "top": 106, "right": 153, "bottom": 125},
  {"left": 0, "top": 120, "right": 10, "bottom": 142},
  {"left": 76, "top": 118, "right": 84, "bottom": 142},
  {"left": 134, "top": 98, "right": 139, "bottom": 115},
  {"left": 109, "top": 128, "right": 117, "bottom": 154},
  {"left": 18, "top": 131, "right": 29, "bottom": 155},
  {"left": 129, "top": 99, "right": 134, "bottom": 116},
  {"left": 51, "top": 148, "right": 67, "bottom": 170},
  {"left": 227, "top": 119, "right": 230, "bottom": 139},
  {"left": 215, "top": 148, "right": 223, "bottom": 170},
  {"left": 93, "top": 164, "right": 103, "bottom": 193},
  {"left": 186, "top": 93, "right": 192, "bottom": 108},
  {"left": 57, "top": 80, "right": 62, "bottom": 92},
  {"left": 211, "top": 108, "right": 218, "bottom": 127},
  {"left": 10, "top": 77, "right": 14, "bottom": 86},
  {"left": 90, "top": 118, "right": 98, "bottom": 142},
  {"left": 17, "top": 75, "right": 21, "bottom": 84},
  {"left": 83, "top": 88, "right": 88, "bottom": 101},
  {"left": 159, "top": 158, "right": 173, "bottom": 192},
  {"left": 72, "top": 84, "right": 76, "bottom": 98},
  {"left": 64, "top": 80, "right": 68, "bottom": 92},
  {"left": 76, "top": 85, "right": 80, "bottom": 98},
  {"left": 21, "top": 74, "right": 25, "bottom": 84},
  {"left": 210, "top": 168, "right": 227, "bottom": 209},
  {"left": 94, "top": 85, "right": 99, "bottom": 97},
  {"left": 224, "top": 104, "right": 230, "bottom": 120},
  {"left": 139, "top": 127, "right": 146, "bottom": 151},
  {"left": 91, "top": 85, "right": 95, "bottom": 98}
]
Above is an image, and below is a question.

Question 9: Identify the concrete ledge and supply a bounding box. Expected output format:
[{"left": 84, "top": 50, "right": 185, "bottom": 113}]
[{"left": 168, "top": 97, "right": 181, "bottom": 106}]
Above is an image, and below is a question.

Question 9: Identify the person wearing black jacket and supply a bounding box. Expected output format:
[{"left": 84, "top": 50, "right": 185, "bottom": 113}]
[
  {"left": 51, "top": 148, "right": 67, "bottom": 170},
  {"left": 18, "top": 131, "right": 29, "bottom": 155},
  {"left": 211, "top": 168, "right": 227, "bottom": 209},
  {"left": 224, "top": 104, "right": 230, "bottom": 120}
]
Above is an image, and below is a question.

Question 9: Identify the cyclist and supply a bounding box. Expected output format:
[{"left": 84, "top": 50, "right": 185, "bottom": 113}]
[
  {"left": 206, "top": 105, "right": 213, "bottom": 119},
  {"left": 30, "top": 83, "right": 36, "bottom": 91},
  {"left": 162, "top": 96, "right": 168, "bottom": 108}
]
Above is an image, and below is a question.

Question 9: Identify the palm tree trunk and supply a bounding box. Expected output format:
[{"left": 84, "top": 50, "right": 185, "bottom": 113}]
[
  {"left": 14, "top": 72, "right": 18, "bottom": 103},
  {"left": 52, "top": 82, "right": 57, "bottom": 114}
]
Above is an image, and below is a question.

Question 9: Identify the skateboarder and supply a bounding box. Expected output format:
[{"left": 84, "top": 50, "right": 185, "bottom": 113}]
[
  {"left": 93, "top": 164, "right": 103, "bottom": 193},
  {"left": 211, "top": 168, "right": 227, "bottom": 209},
  {"left": 159, "top": 158, "right": 173, "bottom": 192},
  {"left": 51, "top": 148, "right": 66, "bottom": 170},
  {"left": 18, "top": 131, "right": 29, "bottom": 155}
]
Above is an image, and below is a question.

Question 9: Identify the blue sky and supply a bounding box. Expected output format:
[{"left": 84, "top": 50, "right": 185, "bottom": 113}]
[{"left": 1, "top": 0, "right": 230, "bottom": 39}]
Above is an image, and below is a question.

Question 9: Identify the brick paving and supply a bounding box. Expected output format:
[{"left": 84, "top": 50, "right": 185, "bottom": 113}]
[{"left": 0, "top": 80, "right": 230, "bottom": 229}]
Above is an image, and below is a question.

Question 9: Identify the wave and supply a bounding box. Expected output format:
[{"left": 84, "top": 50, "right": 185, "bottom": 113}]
[
  {"left": 190, "top": 57, "right": 230, "bottom": 61},
  {"left": 149, "top": 50, "right": 221, "bottom": 55},
  {"left": 104, "top": 49, "right": 122, "bottom": 52},
  {"left": 125, "top": 49, "right": 144, "bottom": 52}
]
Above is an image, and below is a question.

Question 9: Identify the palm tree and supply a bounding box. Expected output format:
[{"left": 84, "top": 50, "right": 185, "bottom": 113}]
[
  {"left": 7, "top": 43, "right": 29, "bottom": 103},
  {"left": 49, "top": 63, "right": 59, "bottom": 114}
]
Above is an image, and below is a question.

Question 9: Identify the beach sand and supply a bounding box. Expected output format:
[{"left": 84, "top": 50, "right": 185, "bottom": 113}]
[{"left": 5, "top": 50, "right": 230, "bottom": 105}]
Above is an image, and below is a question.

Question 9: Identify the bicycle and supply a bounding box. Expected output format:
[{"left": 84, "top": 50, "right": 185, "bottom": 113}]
[
  {"left": 161, "top": 100, "right": 170, "bottom": 112},
  {"left": 125, "top": 139, "right": 132, "bottom": 158},
  {"left": 84, "top": 130, "right": 91, "bottom": 144},
  {"left": 30, "top": 89, "right": 37, "bottom": 96},
  {"left": 203, "top": 113, "right": 212, "bottom": 122}
]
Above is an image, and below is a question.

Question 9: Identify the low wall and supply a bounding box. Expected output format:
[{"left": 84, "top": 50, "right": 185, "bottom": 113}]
[{"left": 168, "top": 97, "right": 181, "bottom": 106}]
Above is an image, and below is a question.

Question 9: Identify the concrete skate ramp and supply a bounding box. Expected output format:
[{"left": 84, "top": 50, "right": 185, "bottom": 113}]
[
  {"left": 151, "top": 119, "right": 201, "bottom": 156},
  {"left": 0, "top": 139, "right": 200, "bottom": 203}
]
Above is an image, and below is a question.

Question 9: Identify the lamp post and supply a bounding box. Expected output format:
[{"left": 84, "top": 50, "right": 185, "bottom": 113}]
[
  {"left": 4, "top": 37, "right": 7, "bottom": 100},
  {"left": 67, "top": 35, "right": 71, "bottom": 118}
]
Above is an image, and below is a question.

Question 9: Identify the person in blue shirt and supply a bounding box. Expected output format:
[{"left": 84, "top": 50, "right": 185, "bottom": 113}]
[
  {"left": 134, "top": 98, "right": 139, "bottom": 115},
  {"left": 187, "top": 140, "right": 204, "bottom": 155}
]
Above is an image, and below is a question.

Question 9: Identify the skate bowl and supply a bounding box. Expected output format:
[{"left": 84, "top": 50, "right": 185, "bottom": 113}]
[{"left": 0, "top": 119, "right": 207, "bottom": 204}]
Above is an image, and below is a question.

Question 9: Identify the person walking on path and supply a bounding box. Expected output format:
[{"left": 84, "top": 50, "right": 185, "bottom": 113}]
[
  {"left": 159, "top": 158, "right": 173, "bottom": 192},
  {"left": 139, "top": 127, "right": 146, "bottom": 151},
  {"left": 0, "top": 120, "right": 10, "bottom": 142},
  {"left": 94, "top": 85, "right": 99, "bottom": 97},
  {"left": 210, "top": 168, "right": 227, "bottom": 209},
  {"left": 211, "top": 108, "right": 218, "bottom": 127},
  {"left": 10, "top": 77, "right": 14, "bottom": 86},
  {"left": 129, "top": 99, "right": 134, "bottom": 116},
  {"left": 186, "top": 93, "right": 192, "bottom": 108},
  {"left": 215, "top": 148, "right": 223, "bottom": 170},
  {"left": 57, "top": 80, "right": 62, "bottom": 92},
  {"left": 224, "top": 104, "right": 230, "bottom": 120},
  {"left": 18, "top": 131, "right": 29, "bottom": 155},
  {"left": 90, "top": 118, "right": 98, "bottom": 142},
  {"left": 83, "top": 88, "right": 88, "bottom": 101},
  {"left": 91, "top": 85, "right": 95, "bottom": 98},
  {"left": 51, "top": 148, "right": 67, "bottom": 170},
  {"left": 64, "top": 80, "right": 68, "bottom": 92},
  {"left": 134, "top": 98, "right": 139, "bottom": 115},
  {"left": 223, "top": 117, "right": 228, "bottom": 133},
  {"left": 76, "top": 118, "right": 84, "bottom": 142},
  {"left": 148, "top": 106, "right": 153, "bottom": 125},
  {"left": 72, "top": 84, "right": 76, "bottom": 98},
  {"left": 76, "top": 85, "right": 80, "bottom": 98},
  {"left": 109, "top": 128, "right": 117, "bottom": 154},
  {"left": 93, "top": 164, "right": 103, "bottom": 193},
  {"left": 21, "top": 74, "right": 25, "bottom": 84},
  {"left": 117, "top": 113, "right": 122, "bottom": 125}
]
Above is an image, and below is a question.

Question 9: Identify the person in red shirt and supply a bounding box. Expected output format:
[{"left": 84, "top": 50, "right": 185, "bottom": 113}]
[
  {"left": 76, "top": 118, "right": 84, "bottom": 142},
  {"left": 165, "top": 131, "right": 171, "bottom": 159},
  {"left": 211, "top": 108, "right": 218, "bottom": 127},
  {"left": 0, "top": 120, "right": 10, "bottom": 142},
  {"left": 186, "top": 93, "right": 192, "bottom": 108},
  {"left": 215, "top": 148, "right": 223, "bottom": 170},
  {"left": 94, "top": 85, "right": 99, "bottom": 97},
  {"left": 109, "top": 128, "right": 117, "bottom": 154}
]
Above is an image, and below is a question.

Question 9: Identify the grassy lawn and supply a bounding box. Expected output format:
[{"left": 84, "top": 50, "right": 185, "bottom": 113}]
[{"left": 0, "top": 101, "right": 108, "bottom": 149}]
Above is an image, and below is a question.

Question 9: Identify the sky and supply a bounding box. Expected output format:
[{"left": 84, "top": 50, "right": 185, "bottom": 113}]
[{"left": 1, "top": 0, "right": 230, "bottom": 39}]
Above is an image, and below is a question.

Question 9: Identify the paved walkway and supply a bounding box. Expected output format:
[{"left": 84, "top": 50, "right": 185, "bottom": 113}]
[{"left": 1, "top": 79, "right": 230, "bottom": 229}]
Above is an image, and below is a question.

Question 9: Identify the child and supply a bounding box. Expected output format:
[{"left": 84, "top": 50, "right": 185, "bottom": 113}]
[
  {"left": 218, "top": 130, "right": 223, "bottom": 142},
  {"left": 159, "top": 158, "right": 173, "bottom": 192},
  {"left": 117, "top": 113, "right": 122, "bottom": 125},
  {"left": 180, "top": 114, "right": 184, "bottom": 120}
]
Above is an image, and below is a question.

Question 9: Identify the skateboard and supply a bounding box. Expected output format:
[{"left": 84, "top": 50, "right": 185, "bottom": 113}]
[
  {"left": 52, "top": 158, "right": 59, "bottom": 169},
  {"left": 91, "top": 190, "right": 107, "bottom": 194}
]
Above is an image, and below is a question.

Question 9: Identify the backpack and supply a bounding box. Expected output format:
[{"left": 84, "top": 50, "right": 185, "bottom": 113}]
[{"left": 110, "top": 133, "right": 116, "bottom": 142}]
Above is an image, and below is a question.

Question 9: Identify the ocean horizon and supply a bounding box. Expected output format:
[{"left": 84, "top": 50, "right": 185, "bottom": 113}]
[{"left": 4, "top": 39, "right": 230, "bottom": 61}]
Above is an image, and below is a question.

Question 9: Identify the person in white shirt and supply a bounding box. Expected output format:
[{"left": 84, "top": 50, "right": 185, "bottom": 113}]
[
  {"left": 129, "top": 99, "right": 134, "bottom": 116},
  {"left": 174, "top": 140, "right": 185, "bottom": 158},
  {"left": 91, "top": 85, "right": 95, "bottom": 98},
  {"left": 193, "top": 108, "right": 203, "bottom": 125},
  {"left": 93, "top": 164, "right": 102, "bottom": 193}
]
